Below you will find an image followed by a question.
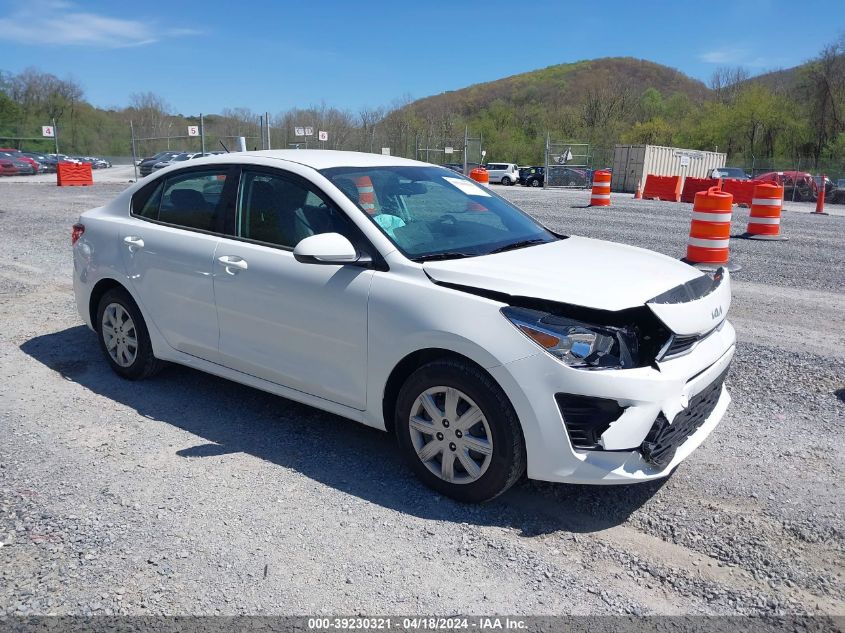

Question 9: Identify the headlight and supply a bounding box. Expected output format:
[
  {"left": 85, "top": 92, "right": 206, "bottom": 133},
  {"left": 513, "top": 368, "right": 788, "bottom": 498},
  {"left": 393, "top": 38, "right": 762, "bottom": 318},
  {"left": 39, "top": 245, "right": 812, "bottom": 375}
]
[{"left": 502, "top": 306, "right": 638, "bottom": 369}]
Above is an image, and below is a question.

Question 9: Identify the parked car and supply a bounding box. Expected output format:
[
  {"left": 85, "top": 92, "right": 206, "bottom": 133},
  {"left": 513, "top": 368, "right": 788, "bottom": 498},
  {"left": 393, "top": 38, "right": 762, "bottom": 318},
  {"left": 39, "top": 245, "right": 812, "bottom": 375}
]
[
  {"left": 0, "top": 158, "right": 18, "bottom": 176},
  {"left": 72, "top": 150, "right": 735, "bottom": 502},
  {"left": 74, "top": 156, "right": 111, "bottom": 169},
  {"left": 484, "top": 162, "right": 520, "bottom": 185},
  {"left": 711, "top": 167, "right": 750, "bottom": 180},
  {"left": 48, "top": 154, "right": 82, "bottom": 164},
  {"left": 21, "top": 152, "right": 58, "bottom": 172},
  {"left": 828, "top": 178, "right": 845, "bottom": 204},
  {"left": 0, "top": 150, "right": 41, "bottom": 174},
  {"left": 139, "top": 151, "right": 182, "bottom": 177},
  {"left": 150, "top": 152, "right": 206, "bottom": 172},
  {"left": 519, "top": 166, "right": 544, "bottom": 187},
  {"left": 547, "top": 166, "right": 590, "bottom": 188},
  {"left": 754, "top": 171, "right": 818, "bottom": 202},
  {"left": 0, "top": 152, "right": 36, "bottom": 175}
]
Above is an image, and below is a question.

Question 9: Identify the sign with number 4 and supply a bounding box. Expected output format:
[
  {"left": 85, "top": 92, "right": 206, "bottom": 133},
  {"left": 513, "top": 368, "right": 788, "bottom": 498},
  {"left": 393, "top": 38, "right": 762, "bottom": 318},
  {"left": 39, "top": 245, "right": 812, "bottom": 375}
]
[{"left": 42, "top": 126, "right": 54, "bottom": 137}]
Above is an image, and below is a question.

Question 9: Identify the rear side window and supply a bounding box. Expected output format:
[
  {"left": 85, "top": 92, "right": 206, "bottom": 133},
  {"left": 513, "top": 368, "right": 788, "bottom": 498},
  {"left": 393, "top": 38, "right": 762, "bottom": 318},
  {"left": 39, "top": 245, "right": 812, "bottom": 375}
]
[
  {"left": 132, "top": 181, "right": 163, "bottom": 219},
  {"left": 132, "top": 170, "right": 229, "bottom": 232}
]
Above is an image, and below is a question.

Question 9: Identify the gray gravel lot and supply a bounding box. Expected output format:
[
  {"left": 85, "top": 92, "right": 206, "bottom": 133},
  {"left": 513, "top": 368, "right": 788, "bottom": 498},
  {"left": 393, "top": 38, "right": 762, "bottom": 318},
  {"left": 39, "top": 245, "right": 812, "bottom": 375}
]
[{"left": 0, "top": 181, "right": 843, "bottom": 617}]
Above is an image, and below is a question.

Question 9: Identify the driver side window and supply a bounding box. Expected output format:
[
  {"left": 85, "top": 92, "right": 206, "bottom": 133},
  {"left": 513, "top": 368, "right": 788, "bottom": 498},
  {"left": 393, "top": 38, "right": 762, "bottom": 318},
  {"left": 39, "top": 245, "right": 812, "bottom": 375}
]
[{"left": 236, "top": 170, "right": 352, "bottom": 248}]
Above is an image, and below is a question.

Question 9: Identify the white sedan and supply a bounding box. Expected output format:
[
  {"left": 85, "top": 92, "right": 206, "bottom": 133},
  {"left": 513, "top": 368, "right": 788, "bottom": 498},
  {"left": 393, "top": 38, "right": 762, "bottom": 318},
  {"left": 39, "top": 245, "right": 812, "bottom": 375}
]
[{"left": 72, "top": 150, "right": 735, "bottom": 502}]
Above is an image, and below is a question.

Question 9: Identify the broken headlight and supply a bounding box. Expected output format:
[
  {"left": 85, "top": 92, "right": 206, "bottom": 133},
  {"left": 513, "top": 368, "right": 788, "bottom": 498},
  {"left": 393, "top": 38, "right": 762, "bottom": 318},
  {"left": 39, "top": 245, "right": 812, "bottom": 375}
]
[{"left": 502, "top": 306, "right": 639, "bottom": 369}]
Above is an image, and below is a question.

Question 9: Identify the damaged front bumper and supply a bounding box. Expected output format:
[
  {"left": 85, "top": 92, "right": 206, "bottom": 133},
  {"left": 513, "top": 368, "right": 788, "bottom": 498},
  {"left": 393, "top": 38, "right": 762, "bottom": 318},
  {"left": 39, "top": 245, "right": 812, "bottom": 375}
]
[{"left": 489, "top": 318, "right": 736, "bottom": 485}]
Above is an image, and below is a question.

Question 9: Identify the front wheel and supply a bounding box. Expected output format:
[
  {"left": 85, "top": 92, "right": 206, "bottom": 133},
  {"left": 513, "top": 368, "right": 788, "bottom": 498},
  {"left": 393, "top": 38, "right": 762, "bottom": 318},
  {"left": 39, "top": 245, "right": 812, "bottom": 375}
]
[{"left": 395, "top": 360, "right": 526, "bottom": 503}]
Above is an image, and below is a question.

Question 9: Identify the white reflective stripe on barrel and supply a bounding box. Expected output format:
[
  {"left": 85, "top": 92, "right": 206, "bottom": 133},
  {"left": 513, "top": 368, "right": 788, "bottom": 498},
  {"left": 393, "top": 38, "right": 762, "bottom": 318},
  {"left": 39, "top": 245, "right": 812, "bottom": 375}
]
[
  {"left": 356, "top": 186, "right": 375, "bottom": 193},
  {"left": 590, "top": 194, "right": 611, "bottom": 200},
  {"left": 687, "top": 236, "right": 730, "bottom": 248},
  {"left": 751, "top": 198, "right": 781, "bottom": 206},
  {"left": 592, "top": 182, "right": 610, "bottom": 188},
  {"left": 692, "top": 212, "right": 732, "bottom": 222},
  {"left": 748, "top": 216, "right": 780, "bottom": 225}
]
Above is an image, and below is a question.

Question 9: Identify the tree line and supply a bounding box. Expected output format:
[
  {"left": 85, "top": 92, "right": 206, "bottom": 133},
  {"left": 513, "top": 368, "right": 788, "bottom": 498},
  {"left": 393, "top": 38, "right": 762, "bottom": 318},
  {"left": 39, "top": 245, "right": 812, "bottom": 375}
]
[{"left": 1, "top": 37, "right": 842, "bottom": 176}]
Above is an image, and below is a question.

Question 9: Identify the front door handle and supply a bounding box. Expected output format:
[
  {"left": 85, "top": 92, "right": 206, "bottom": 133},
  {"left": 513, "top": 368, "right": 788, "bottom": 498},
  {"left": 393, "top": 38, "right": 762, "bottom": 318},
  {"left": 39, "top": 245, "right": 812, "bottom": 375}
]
[
  {"left": 217, "top": 255, "right": 248, "bottom": 273},
  {"left": 123, "top": 236, "right": 144, "bottom": 250}
]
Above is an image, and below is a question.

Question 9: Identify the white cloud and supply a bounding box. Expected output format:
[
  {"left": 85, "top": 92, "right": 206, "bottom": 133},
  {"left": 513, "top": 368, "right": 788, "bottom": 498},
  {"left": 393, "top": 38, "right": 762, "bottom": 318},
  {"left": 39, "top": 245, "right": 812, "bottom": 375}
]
[
  {"left": 699, "top": 47, "right": 768, "bottom": 68},
  {"left": 0, "top": 1, "right": 201, "bottom": 48}
]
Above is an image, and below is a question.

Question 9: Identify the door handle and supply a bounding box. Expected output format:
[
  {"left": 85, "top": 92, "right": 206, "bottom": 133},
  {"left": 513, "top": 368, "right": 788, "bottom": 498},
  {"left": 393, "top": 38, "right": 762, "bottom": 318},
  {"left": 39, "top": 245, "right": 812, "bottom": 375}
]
[
  {"left": 123, "top": 236, "right": 144, "bottom": 250},
  {"left": 217, "top": 255, "right": 248, "bottom": 272}
]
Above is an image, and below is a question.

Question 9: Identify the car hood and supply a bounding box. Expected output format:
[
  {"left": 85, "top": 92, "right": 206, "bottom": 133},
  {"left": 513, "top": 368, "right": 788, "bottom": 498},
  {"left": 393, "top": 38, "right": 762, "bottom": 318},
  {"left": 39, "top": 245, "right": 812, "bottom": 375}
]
[{"left": 423, "top": 236, "right": 731, "bottom": 335}]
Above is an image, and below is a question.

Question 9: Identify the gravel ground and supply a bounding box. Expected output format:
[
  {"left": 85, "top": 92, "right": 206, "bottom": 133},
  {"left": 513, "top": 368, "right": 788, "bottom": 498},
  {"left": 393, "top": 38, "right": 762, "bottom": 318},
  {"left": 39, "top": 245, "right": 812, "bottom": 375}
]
[{"left": 0, "top": 181, "right": 842, "bottom": 618}]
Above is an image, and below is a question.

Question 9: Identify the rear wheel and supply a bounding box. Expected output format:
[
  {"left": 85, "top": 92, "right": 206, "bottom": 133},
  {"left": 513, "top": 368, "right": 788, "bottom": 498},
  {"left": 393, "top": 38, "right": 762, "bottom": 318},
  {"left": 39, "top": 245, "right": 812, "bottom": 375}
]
[
  {"left": 395, "top": 359, "right": 526, "bottom": 503},
  {"left": 96, "top": 287, "right": 164, "bottom": 380},
  {"left": 530, "top": 178, "right": 541, "bottom": 187},
  {"left": 501, "top": 176, "right": 512, "bottom": 186}
]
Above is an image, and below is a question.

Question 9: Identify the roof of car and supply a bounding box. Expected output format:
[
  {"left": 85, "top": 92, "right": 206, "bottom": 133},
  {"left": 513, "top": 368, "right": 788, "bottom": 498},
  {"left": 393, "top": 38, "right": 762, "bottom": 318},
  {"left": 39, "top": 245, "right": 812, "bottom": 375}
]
[{"left": 192, "top": 149, "right": 430, "bottom": 170}]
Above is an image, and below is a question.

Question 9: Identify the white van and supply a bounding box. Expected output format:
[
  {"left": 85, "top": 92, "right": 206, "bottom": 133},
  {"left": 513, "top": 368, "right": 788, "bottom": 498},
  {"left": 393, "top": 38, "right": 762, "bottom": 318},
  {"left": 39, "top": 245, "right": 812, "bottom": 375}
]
[{"left": 485, "top": 162, "right": 520, "bottom": 185}]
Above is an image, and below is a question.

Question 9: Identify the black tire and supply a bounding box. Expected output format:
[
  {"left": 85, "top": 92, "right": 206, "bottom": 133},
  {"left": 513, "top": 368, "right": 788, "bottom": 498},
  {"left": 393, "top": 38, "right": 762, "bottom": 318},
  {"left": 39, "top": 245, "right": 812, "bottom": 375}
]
[
  {"left": 96, "top": 287, "right": 164, "bottom": 380},
  {"left": 501, "top": 177, "right": 511, "bottom": 186},
  {"left": 530, "top": 178, "right": 541, "bottom": 187},
  {"left": 395, "top": 359, "right": 526, "bottom": 503}
]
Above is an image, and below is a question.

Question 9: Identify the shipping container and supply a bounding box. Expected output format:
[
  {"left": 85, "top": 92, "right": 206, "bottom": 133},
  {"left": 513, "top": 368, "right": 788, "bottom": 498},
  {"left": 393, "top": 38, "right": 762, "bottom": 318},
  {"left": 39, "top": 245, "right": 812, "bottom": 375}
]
[{"left": 611, "top": 145, "right": 726, "bottom": 193}]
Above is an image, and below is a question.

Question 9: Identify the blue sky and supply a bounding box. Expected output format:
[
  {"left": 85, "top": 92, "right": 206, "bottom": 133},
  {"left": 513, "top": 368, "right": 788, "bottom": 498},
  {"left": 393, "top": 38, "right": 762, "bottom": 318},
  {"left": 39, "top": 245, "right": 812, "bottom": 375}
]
[{"left": 1, "top": 0, "right": 843, "bottom": 115}]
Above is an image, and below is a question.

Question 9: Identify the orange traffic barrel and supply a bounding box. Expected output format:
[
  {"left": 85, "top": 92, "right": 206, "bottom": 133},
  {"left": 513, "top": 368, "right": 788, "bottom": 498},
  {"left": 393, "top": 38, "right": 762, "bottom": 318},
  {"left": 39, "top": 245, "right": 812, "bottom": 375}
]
[
  {"left": 590, "top": 170, "right": 611, "bottom": 206},
  {"left": 684, "top": 187, "right": 741, "bottom": 272},
  {"left": 742, "top": 182, "right": 788, "bottom": 241},
  {"left": 469, "top": 167, "right": 489, "bottom": 187},
  {"left": 353, "top": 175, "right": 377, "bottom": 214}
]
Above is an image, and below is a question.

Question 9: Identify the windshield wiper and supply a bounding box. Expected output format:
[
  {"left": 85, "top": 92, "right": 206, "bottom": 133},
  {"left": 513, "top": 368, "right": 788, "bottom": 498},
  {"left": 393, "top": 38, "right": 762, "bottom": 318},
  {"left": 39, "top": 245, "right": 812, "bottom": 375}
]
[
  {"left": 487, "top": 239, "right": 548, "bottom": 254},
  {"left": 413, "top": 251, "right": 475, "bottom": 262}
]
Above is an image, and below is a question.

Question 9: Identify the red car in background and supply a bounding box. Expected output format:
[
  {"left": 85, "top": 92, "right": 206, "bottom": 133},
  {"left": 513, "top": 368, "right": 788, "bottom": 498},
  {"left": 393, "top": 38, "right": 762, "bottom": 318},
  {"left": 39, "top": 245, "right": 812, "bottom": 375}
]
[
  {"left": 0, "top": 148, "right": 41, "bottom": 174},
  {"left": 754, "top": 171, "right": 824, "bottom": 202},
  {"left": 0, "top": 158, "right": 19, "bottom": 176}
]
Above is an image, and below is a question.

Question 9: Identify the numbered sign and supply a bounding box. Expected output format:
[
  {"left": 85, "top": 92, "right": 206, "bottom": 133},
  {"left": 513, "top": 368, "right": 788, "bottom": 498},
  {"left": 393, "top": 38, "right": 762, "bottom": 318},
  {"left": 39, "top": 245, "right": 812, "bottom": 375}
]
[
  {"left": 41, "top": 126, "right": 55, "bottom": 137},
  {"left": 187, "top": 125, "right": 199, "bottom": 137},
  {"left": 294, "top": 127, "right": 305, "bottom": 136},
  {"left": 304, "top": 126, "right": 314, "bottom": 136},
  {"left": 318, "top": 130, "right": 328, "bottom": 141}
]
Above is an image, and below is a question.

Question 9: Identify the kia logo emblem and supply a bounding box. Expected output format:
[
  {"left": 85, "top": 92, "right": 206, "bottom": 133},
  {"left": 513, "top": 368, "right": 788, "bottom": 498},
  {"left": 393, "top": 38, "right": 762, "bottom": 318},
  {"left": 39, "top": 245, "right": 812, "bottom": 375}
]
[{"left": 712, "top": 306, "right": 723, "bottom": 320}]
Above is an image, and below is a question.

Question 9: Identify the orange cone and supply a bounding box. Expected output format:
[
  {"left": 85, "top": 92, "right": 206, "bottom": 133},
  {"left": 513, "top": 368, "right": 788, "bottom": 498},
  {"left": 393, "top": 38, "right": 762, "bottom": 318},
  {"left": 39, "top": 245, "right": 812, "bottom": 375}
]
[
  {"left": 634, "top": 180, "right": 642, "bottom": 199},
  {"left": 813, "top": 174, "right": 829, "bottom": 215}
]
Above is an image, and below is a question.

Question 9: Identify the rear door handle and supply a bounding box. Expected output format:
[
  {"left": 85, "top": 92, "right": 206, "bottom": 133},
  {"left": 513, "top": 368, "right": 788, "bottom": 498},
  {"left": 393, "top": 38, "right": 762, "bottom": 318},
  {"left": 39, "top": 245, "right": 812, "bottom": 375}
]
[
  {"left": 123, "top": 236, "right": 144, "bottom": 250},
  {"left": 217, "top": 255, "right": 248, "bottom": 272}
]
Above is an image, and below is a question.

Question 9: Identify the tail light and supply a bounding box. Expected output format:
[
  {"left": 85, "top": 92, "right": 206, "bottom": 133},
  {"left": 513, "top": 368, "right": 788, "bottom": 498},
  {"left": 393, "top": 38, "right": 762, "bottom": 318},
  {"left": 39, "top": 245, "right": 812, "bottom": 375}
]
[{"left": 71, "top": 223, "right": 85, "bottom": 246}]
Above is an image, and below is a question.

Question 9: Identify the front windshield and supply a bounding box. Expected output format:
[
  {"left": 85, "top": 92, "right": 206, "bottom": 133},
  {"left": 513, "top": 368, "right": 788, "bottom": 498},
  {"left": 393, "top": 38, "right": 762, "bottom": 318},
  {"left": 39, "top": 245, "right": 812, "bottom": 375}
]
[{"left": 321, "top": 165, "right": 557, "bottom": 260}]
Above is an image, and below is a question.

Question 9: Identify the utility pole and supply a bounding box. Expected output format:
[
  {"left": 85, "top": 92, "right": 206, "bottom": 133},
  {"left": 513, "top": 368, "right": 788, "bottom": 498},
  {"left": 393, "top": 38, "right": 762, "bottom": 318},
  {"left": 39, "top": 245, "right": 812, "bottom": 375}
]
[
  {"left": 200, "top": 113, "right": 206, "bottom": 154},
  {"left": 463, "top": 126, "right": 468, "bottom": 176},
  {"left": 130, "top": 120, "right": 138, "bottom": 181},
  {"left": 52, "top": 118, "right": 59, "bottom": 155}
]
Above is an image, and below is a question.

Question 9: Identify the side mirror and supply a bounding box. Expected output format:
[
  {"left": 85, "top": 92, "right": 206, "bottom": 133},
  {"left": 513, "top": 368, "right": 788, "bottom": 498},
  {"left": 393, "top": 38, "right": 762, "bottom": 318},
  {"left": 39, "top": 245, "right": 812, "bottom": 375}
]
[{"left": 293, "top": 233, "right": 369, "bottom": 266}]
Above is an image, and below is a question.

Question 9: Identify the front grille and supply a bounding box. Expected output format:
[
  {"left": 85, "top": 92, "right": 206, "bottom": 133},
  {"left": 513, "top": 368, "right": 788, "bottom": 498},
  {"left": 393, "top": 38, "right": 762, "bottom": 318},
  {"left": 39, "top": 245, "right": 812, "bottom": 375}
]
[
  {"left": 556, "top": 394, "right": 625, "bottom": 450},
  {"left": 640, "top": 365, "right": 730, "bottom": 468},
  {"left": 661, "top": 334, "right": 700, "bottom": 359}
]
